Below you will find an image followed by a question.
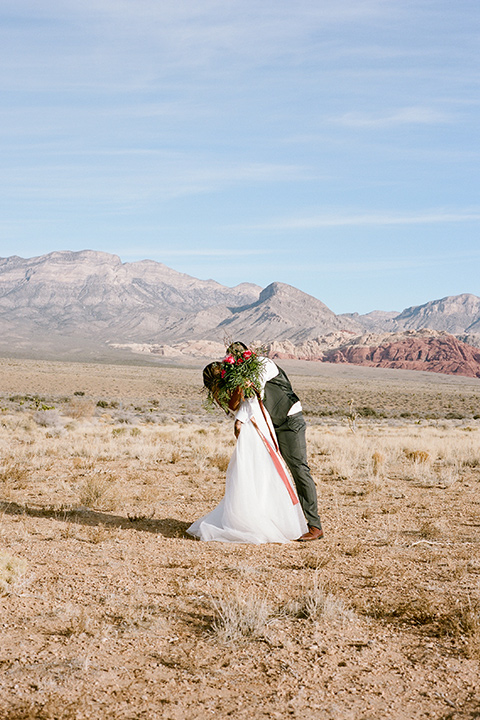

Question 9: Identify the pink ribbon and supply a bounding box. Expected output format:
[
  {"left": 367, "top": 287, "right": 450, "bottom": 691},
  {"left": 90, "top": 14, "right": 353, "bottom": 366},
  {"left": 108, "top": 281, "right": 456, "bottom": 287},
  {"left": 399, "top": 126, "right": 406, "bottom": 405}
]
[{"left": 250, "top": 417, "right": 299, "bottom": 506}]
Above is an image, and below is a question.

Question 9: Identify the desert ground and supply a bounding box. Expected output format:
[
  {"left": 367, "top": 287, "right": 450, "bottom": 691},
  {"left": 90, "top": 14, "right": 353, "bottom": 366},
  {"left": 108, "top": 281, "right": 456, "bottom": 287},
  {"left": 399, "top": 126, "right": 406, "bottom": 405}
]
[{"left": 0, "top": 356, "right": 479, "bottom": 720}]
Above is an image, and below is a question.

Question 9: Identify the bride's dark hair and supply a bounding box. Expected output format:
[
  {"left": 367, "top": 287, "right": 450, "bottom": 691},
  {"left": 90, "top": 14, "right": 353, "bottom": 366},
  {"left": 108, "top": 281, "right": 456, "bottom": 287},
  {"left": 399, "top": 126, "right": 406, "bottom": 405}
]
[{"left": 203, "top": 362, "right": 222, "bottom": 392}]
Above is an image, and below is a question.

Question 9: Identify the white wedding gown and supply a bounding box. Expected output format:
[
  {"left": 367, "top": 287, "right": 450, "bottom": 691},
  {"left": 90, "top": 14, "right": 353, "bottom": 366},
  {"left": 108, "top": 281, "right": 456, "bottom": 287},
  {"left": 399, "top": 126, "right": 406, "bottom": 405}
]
[{"left": 187, "top": 397, "right": 308, "bottom": 543}]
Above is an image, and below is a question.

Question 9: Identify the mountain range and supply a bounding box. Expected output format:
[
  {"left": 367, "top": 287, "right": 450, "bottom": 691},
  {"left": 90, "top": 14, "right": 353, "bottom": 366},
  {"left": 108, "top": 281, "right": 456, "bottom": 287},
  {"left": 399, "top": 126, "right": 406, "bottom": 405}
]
[{"left": 1, "top": 250, "right": 479, "bottom": 376}]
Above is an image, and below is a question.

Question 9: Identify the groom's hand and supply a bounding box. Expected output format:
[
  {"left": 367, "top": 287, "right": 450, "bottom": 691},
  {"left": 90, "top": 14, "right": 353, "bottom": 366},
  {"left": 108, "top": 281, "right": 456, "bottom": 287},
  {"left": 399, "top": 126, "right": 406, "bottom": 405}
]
[{"left": 234, "top": 420, "right": 243, "bottom": 438}]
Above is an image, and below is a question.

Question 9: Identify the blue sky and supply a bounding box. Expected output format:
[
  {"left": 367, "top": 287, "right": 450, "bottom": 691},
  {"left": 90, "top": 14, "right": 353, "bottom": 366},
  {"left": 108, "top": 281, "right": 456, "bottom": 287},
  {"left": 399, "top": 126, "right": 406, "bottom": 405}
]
[{"left": 1, "top": 0, "right": 479, "bottom": 314}]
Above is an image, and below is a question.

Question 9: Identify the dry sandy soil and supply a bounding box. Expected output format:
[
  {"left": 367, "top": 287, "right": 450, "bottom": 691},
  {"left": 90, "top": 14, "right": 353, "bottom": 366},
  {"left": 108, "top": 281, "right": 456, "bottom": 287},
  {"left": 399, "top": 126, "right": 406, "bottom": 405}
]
[{"left": 0, "top": 357, "right": 479, "bottom": 719}]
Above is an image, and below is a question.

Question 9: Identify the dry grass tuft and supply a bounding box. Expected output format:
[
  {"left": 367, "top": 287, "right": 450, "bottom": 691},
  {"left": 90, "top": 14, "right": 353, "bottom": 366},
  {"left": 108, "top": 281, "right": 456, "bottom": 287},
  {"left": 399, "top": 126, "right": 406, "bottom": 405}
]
[
  {"left": 300, "top": 550, "right": 333, "bottom": 570},
  {"left": 208, "top": 452, "right": 230, "bottom": 473},
  {"left": 1, "top": 699, "right": 79, "bottom": 720},
  {"left": 372, "top": 451, "right": 386, "bottom": 476},
  {"left": 285, "top": 572, "right": 356, "bottom": 625},
  {"left": 419, "top": 520, "right": 443, "bottom": 540},
  {"left": 0, "top": 460, "right": 29, "bottom": 486},
  {"left": 209, "top": 587, "right": 273, "bottom": 643},
  {"left": 57, "top": 605, "right": 96, "bottom": 637},
  {"left": 341, "top": 540, "right": 363, "bottom": 557},
  {"left": 364, "top": 591, "right": 480, "bottom": 656},
  {"left": 65, "top": 398, "right": 96, "bottom": 419},
  {"left": 0, "top": 551, "right": 28, "bottom": 594},
  {"left": 170, "top": 449, "right": 183, "bottom": 464},
  {"left": 83, "top": 524, "right": 113, "bottom": 544},
  {"left": 78, "top": 476, "right": 117, "bottom": 509},
  {"left": 404, "top": 449, "right": 431, "bottom": 464}
]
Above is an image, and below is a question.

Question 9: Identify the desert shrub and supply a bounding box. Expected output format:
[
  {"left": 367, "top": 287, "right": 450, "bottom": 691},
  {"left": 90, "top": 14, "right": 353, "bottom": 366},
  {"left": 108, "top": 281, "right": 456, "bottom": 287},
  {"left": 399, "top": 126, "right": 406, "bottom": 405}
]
[
  {"left": 33, "top": 409, "right": 64, "bottom": 428},
  {"left": 114, "top": 412, "right": 135, "bottom": 424},
  {"left": 358, "top": 406, "right": 378, "bottom": 417},
  {"left": 65, "top": 398, "right": 96, "bottom": 419}
]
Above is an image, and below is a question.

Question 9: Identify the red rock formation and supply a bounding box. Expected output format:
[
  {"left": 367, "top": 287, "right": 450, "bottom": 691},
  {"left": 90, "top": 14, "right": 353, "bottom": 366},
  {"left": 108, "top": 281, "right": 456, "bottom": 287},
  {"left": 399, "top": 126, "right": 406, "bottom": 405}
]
[{"left": 323, "top": 335, "right": 480, "bottom": 378}]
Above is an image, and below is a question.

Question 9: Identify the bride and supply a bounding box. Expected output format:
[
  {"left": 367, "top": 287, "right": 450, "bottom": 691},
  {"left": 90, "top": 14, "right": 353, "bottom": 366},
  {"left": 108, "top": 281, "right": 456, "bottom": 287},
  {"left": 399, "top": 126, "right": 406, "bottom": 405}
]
[{"left": 187, "top": 357, "right": 308, "bottom": 544}]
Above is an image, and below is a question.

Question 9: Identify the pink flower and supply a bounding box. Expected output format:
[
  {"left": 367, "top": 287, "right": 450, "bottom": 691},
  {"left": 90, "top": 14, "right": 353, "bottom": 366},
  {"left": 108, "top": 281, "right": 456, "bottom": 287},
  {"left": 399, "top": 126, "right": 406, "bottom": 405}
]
[
  {"left": 223, "top": 355, "right": 235, "bottom": 365},
  {"left": 242, "top": 350, "right": 253, "bottom": 359}
]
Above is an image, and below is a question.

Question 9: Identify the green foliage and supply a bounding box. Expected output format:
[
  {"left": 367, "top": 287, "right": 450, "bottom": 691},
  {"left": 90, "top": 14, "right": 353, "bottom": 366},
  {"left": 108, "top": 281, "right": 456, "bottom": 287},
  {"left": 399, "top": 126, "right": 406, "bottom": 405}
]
[
  {"left": 205, "top": 346, "right": 266, "bottom": 413},
  {"left": 358, "top": 406, "right": 378, "bottom": 417},
  {"left": 8, "top": 394, "right": 54, "bottom": 410}
]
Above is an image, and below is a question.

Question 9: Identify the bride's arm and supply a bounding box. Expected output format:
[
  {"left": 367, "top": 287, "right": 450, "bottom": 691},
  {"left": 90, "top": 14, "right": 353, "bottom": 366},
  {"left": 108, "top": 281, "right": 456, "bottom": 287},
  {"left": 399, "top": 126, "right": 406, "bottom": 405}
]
[{"left": 233, "top": 396, "right": 256, "bottom": 437}]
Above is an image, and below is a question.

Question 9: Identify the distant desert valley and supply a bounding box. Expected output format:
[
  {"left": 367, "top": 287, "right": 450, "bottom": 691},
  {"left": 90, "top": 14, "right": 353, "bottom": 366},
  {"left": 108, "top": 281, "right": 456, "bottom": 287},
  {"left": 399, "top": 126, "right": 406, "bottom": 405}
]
[{"left": 1, "top": 252, "right": 479, "bottom": 719}]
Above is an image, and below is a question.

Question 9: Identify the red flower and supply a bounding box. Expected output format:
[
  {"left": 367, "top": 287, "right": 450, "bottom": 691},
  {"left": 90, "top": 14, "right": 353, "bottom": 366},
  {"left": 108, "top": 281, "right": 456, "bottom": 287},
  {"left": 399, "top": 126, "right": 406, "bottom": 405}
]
[
  {"left": 221, "top": 369, "right": 226, "bottom": 378},
  {"left": 242, "top": 350, "right": 253, "bottom": 359},
  {"left": 236, "top": 358, "right": 243, "bottom": 364},
  {"left": 223, "top": 355, "right": 235, "bottom": 365}
]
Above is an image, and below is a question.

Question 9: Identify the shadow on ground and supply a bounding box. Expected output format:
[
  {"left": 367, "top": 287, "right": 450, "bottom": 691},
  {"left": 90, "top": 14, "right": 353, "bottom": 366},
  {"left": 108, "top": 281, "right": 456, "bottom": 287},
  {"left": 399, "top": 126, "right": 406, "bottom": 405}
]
[{"left": 0, "top": 500, "right": 193, "bottom": 538}]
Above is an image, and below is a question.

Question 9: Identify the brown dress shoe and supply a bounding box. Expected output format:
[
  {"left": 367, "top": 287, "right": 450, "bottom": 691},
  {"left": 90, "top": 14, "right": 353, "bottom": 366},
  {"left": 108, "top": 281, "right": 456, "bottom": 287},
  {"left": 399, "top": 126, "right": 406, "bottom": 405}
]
[{"left": 297, "top": 526, "right": 324, "bottom": 542}]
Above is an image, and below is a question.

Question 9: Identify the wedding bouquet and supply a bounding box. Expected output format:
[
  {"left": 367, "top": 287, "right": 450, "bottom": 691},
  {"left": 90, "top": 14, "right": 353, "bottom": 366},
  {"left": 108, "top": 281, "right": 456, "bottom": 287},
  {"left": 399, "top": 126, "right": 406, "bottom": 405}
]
[{"left": 206, "top": 346, "right": 265, "bottom": 412}]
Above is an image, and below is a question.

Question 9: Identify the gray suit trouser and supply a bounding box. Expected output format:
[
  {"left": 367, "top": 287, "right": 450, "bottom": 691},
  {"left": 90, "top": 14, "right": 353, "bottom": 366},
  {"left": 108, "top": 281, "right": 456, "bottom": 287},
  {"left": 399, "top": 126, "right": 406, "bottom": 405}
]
[{"left": 274, "top": 412, "right": 322, "bottom": 530}]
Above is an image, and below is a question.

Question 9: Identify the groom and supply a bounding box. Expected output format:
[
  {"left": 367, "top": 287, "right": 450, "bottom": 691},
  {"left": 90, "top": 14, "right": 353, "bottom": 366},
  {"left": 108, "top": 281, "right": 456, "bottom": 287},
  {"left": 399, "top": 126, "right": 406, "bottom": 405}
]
[{"left": 229, "top": 342, "right": 323, "bottom": 541}]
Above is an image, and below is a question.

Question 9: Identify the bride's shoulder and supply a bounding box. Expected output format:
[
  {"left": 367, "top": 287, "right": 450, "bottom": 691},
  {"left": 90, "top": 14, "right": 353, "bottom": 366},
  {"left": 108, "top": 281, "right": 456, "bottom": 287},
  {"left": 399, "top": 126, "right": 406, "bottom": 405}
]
[{"left": 238, "top": 395, "right": 259, "bottom": 416}]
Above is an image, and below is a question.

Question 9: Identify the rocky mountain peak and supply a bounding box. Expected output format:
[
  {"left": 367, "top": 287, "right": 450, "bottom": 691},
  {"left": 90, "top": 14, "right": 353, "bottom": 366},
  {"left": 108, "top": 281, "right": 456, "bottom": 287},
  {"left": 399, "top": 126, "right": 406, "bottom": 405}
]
[
  {"left": 258, "top": 281, "right": 335, "bottom": 314},
  {"left": 34, "top": 249, "right": 123, "bottom": 267},
  {"left": 395, "top": 293, "right": 480, "bottom": 333},
  {"left": 215, "top": 280, "right": 360, "bottom": 344}
]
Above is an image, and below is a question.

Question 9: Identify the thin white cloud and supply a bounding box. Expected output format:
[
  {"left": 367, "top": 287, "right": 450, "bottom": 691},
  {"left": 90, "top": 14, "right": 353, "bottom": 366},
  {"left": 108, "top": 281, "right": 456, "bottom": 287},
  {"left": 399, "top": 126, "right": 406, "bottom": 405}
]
[
  {"left": 0, "top": 157, "right": 312, "bottom": 204},
  {"left": 258, "top": 249, "right": 480, "bottom": 278},
  {"left": 307, "top": 252, "right": 480, "bottom": 273},
  {"left": 120, "top": 248, "right": 274, "bottom": 259},
  {"left": 332, "top": 106, "right": 454, "bottom": 128},
  {"left": 251, "top": 210, "right": 480, "bottom": 230},
  {"left": 0, "top": 0, "right": 398, "bottom": 94}
]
